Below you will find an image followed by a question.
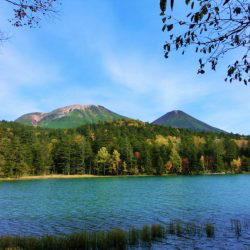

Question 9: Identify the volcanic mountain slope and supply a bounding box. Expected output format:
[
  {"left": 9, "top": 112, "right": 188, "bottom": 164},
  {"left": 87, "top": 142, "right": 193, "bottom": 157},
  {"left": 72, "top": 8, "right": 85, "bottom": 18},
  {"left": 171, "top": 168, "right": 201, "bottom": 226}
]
[
  {"left": 152, "top": 110, "right": 225, "bottom": 133},
  {"left": 16, "top": 105, "right": 127, "bottom": 128}
]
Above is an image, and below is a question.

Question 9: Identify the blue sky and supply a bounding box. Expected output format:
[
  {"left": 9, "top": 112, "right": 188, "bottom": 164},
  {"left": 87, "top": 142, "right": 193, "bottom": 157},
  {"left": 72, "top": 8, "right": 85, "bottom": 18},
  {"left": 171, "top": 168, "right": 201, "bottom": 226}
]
[{"left": 0, "top": 0, "right": 249, "bottom": 134}]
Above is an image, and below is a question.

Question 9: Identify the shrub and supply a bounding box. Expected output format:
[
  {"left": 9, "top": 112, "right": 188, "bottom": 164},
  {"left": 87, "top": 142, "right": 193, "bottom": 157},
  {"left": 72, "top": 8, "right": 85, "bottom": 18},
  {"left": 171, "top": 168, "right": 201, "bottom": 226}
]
[{"left": 205, "top": 223, "right": 215, "bottom": 238}]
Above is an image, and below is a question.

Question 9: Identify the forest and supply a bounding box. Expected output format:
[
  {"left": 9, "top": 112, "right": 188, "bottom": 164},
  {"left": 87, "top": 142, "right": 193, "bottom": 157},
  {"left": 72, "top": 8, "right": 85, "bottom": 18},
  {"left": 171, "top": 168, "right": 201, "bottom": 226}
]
[{"left": 0, "top": 119, "right": 250, "bottom": 177}]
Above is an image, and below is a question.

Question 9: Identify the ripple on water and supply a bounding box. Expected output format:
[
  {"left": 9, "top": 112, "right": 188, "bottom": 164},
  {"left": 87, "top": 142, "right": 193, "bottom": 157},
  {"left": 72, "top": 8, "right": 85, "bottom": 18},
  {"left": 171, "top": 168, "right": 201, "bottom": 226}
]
[{"left": 0, "top": 175, "right": 250, "bottom": 248}]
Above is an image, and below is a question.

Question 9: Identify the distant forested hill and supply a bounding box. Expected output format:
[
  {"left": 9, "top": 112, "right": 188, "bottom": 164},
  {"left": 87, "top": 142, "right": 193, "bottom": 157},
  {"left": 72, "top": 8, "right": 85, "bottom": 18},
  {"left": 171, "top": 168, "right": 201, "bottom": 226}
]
[{"left": 0, "top": 120, "right": 249, "bottom": 177}]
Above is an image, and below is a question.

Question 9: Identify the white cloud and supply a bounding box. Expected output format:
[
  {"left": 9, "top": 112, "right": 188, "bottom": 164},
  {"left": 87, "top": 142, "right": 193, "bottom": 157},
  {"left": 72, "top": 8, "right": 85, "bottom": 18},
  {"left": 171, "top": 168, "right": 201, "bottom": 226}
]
[
  {"left": 0, "top": 44, "right": 63, "bottom": 120},
  {"left": 103, "top": 50, "right": 212, "bottom": 114},
  {"left": 0, "top": 46, "right": 61, "bottom": 86},
  {"left": 102, "top": 48, "right": 250, "bottom": 134},
  {"left": 0, "top": 0, "right": 249, "bottom": 135},
  {"left": 202, "top": 85, "right": 250, "bottom": 134},
  {"left": 105, "top": 55, "right": 158, "bottom": 93}
]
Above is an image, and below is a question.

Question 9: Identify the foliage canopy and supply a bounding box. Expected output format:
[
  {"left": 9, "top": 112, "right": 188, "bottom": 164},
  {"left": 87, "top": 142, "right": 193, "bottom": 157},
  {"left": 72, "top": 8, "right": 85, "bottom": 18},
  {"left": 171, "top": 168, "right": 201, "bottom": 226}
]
[
  {"left": 1, "top": 0, "right": 59, "bottom": 40},
  {"left": 0, "top": 120, "right": 250, "bottom": 178},
  {"left": 160, "top": 0, "right": 250, "bottom": 84}
]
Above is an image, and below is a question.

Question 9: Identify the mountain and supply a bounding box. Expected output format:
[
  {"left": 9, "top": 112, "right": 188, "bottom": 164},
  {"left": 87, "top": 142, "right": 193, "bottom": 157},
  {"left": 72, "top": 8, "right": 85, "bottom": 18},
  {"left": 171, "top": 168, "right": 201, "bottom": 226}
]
[
  {"left": 16, "top": 104, "right": 127, "bottom": 128},
  {"left": 152, "top": 110, "right": 224, "bottom": 133}
]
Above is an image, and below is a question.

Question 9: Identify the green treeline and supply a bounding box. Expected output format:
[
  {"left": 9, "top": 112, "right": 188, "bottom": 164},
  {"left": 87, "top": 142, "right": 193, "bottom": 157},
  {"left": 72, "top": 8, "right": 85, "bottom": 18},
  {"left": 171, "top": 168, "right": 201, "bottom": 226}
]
[{"left": 0, "top": 119, "right": 250, "bottom": 177}]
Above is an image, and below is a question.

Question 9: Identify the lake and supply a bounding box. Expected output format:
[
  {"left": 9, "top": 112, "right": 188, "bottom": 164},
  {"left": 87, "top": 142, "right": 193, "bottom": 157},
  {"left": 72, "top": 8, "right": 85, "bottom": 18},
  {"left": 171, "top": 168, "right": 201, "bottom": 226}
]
[{"left": 0, "top": 175, "right": 250, "bottom": 249}]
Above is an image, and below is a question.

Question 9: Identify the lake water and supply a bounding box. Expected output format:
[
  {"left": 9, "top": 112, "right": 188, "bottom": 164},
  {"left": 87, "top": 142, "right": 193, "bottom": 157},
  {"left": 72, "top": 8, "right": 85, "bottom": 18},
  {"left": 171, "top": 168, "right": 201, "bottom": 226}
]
[{"left": 0, "top": 175, "right": 250, "bottom": 249}]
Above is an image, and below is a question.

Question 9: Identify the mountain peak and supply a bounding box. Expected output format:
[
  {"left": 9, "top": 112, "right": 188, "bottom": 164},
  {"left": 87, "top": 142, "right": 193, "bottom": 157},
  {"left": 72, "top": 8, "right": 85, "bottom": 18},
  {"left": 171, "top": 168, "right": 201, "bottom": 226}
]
[
  {"left": 152, "top": 110, "right": 224, "bottom": 133},
  {"left": 52, "top": 104, "right": 98, "bottom": 113},
  {"left": 170, "top": 110, "right": 184, "bottom": 115},
  {"left": 16, "top": 104, "right": 126, "bottom": 128}
]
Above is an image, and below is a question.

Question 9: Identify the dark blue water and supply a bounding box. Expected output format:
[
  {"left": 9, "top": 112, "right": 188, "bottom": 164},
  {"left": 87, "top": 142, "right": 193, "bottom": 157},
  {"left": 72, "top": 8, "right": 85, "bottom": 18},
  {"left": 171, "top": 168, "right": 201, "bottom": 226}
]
[{"left": 1, "top": 175, "right": 250, "bottom": 249}]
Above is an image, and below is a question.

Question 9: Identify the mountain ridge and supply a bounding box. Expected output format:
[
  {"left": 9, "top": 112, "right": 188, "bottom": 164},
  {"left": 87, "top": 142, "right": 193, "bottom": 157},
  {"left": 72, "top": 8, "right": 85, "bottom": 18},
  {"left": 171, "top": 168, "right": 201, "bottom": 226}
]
[
  {"left": 16, "top": 104, "right": 127, "bottom": 128},
  {"left": 16, "top": 105, "right": 225, "bottom": 133}
]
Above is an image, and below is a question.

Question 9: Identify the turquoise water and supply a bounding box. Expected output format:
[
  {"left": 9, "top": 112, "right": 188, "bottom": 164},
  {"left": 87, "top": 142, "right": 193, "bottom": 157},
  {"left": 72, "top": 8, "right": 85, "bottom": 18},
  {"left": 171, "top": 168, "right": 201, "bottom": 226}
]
[{"left": 1, "top": 175, "right": 250, "bottom": 249}]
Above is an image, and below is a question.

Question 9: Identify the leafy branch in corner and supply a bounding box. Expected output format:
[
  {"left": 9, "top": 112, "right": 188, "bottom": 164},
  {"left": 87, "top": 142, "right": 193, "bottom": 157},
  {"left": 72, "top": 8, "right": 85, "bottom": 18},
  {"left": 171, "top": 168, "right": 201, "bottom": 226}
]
[
  {"left": 0, "top": 0, "right": 59, "bottom": 41},
  {"left": 160, "top": 0, "right": 250, "bottom": 84}
]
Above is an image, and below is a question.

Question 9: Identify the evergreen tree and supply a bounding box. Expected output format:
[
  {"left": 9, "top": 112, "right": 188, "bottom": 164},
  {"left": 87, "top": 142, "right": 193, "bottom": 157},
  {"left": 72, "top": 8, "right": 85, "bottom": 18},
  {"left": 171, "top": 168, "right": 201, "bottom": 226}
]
[
  {"left": 142, "top": 145, "right": 153, "bottom": 174},
  {"left": 12, "top": 137, "right": 29, "bottom": 176},
  {"left": 156, "top": 155, "right": 165, "bottom": 175},
  {"left": 52, "top": 139, "right": 71, "bottom": 174},
  {"left": 0, "top": 154, "right": 5, "bottom": 177},
  {"left": 213, "top": 141, "right": 225, "bottom": 172},
  {"left": 179, "top": 137, "right": 198, "bottom": 174},
  {"left": 204, "top": 139, "right": 215, "bottom": 172},
  {"left": 241, "top": 156, "right": 250, "bottom": 172},
  {"left": 120, "top": 137, "right": 134, "bottom": 174},
  {"left": 84, "top": 141, "right": 93, "bottom": 174},
  {"left": 70, "top": 142, "right": 85, "bottom": 174},
  {"left": 244, "top": 141, "right": 250, "bottom": 157},
  {"left": 224, "top": 138, "right": 238, "bottom": 168}
]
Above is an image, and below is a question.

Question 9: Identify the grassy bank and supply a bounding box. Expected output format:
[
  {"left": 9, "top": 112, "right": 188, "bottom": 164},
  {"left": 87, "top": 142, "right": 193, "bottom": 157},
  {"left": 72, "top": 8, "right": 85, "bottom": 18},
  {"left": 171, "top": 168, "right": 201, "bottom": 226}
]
[{"left": 0, "top": 220, "right": 247, "bottom": 250}]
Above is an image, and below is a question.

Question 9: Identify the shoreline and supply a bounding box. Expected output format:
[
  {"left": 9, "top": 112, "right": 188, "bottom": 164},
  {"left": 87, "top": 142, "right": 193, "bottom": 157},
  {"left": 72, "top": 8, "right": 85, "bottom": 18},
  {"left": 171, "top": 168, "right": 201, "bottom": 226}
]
[
  {"left": 0, "top": 174, "right": 157, "bottom": 181},
  {"left": 0, "top": 172, "right": 248, "bottom": 181},
  {"left": 0, "top": 174, "right": 110, "bottom": 181}
]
